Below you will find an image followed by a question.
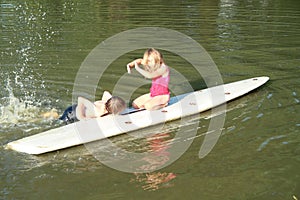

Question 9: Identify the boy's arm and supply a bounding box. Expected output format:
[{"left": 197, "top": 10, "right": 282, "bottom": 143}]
[
  {"left": 76, "top": 97, "right": 86, "bottom": 120},
  {"left": 76, "top": 97, "right": 94, "bottom": 120},
  {"left": 101, "top": 91, "right": 112, "bottom": 102}
]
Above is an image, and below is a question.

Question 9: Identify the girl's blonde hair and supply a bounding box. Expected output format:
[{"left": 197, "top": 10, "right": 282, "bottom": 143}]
[
  {"left": 141, "top": 48, "right": 164, "bottom": 72},
  {"left": 105, "top": 96, "right": 126, "bottom": 115}
]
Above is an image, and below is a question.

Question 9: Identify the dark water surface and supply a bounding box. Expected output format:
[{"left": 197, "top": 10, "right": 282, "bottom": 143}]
[{"left": 1, "top": 0, "right": 299, "bottom": 199}]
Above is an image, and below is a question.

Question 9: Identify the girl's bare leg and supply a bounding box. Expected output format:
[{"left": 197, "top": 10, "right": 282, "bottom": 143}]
[
  {"left": 133, "top": 94, "right": 169, "bottom": 110},
  {"left": 144, "top": 95, "right": 169, "bottom": 110},
  {"left": 132, "top": 93, "right": 151, "bottom": 109}
]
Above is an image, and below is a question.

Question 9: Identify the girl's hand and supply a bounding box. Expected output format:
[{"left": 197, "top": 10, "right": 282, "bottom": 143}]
[
  {"left": 127, "top": 59, "right": 143, "bottom": 74},
  {"left": 126, "top": 64, "right": 131, "bottom": 74},
  {"left": 126, "top": 61, "right": 136, "bottom": 74},
  {"left": 134, "top": 61, "right": 139, "bottom": 69}
]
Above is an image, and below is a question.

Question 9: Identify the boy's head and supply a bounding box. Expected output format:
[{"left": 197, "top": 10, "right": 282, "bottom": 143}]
[{"left": 105, "top": 96, "right": 126, "bottom": 115}]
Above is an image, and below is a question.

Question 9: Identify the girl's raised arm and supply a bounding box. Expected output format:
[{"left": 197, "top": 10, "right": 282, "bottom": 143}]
[
  {"left": 127, "top": 58, "right": 143, "bottom": 68},
  {"left": 134, "top": 62, "right": 167, "bottom": 79}
]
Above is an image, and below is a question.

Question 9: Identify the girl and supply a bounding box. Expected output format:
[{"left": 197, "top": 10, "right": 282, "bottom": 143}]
[
  {"left": 59, "top": 91, "right": 126, "bottom": 123},
  {"left": 127, "top": 48, "right": 170, "bottom": 110}
]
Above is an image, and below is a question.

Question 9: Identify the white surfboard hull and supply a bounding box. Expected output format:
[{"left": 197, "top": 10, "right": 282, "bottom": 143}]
[{"left": 6, "top": 77, "right": 269, "bottom": 155}]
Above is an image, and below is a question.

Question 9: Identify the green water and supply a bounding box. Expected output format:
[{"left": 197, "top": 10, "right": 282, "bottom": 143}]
[{"left": 1, "top": 0, "right": 299, "bottom": 199}]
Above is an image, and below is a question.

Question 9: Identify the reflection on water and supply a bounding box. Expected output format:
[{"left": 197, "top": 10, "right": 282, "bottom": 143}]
[
  {"left": 132, "top": 172, "right": 176, "bottom": 191},
  {"left": 137, "top": 133, "right": 173, "bottom": 172},
  {"left": 131, "top": 132, "right": 177, "bottom": 191}
]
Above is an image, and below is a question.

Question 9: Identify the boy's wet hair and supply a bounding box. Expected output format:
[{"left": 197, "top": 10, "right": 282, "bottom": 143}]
[{"left": 105, "top": 96, "right": 126, "bottom": 115}]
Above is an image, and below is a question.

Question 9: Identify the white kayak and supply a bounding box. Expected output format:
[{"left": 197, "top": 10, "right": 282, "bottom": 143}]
[{"left": 6, "top": 76, "right": 269, "bottom": 155}]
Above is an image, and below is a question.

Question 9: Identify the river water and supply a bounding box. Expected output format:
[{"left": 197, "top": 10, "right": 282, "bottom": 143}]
[{"left": 0, "top": 0, "right": 299, "bottom": 199}]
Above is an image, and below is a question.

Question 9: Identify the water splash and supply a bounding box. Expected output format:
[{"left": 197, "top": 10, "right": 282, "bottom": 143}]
[{"left": 0, "top": 77, "right": 41, "bottom": 125}]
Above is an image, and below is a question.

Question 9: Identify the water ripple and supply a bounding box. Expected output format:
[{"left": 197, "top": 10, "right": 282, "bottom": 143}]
[{"left": 257, "top": 135, "right": 287, "bottom": 152}]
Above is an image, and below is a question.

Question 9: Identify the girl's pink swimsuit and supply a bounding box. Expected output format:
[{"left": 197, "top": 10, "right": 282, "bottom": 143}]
[{"left": 150, "top": 68, "right": 170, "bottom": 97}]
